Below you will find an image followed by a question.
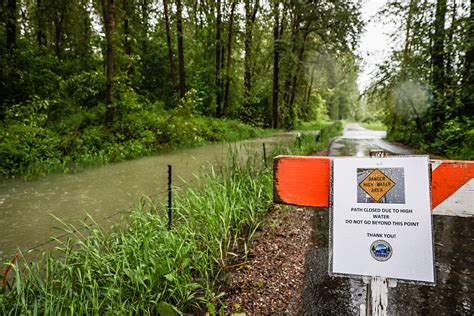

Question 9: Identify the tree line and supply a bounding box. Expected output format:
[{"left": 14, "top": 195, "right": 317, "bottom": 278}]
[
  {"left": 0, "top": 0, "right": 362, "bottom": 129},
  {"left": 366, "top": 0, "right": 473, "bottom": 159}
]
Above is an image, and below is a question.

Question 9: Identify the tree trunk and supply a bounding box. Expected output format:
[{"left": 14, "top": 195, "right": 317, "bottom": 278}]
[
  {"left": 306, "top": 67, "right": 315, "bottom": 103},
  {"left": 430, "top": 0, "right": 447, "bottom": 136},
  {"left": 176, "top": 0, "right": 186, "bottom": 98},
  {"left": 402, "top": 0, "right": 415, "bottom": 73},
  {"left": 444, "top": 0, "right": 457, "bottom": 106},
  {"left": 102, "top": 0, "right": 116, "bottom": 125},
  {"left": 289, "top": 30, "right": 310, "bottom": 112},
  {"left": 124, "top": 0, "right": 134, "bottom": 75},
  {"left": 123, "top": 0, "right": 132, "bottom": 68},
  {"left": 282, "top": 17, "right": 309, "bottom": 129},
  {"left": 223, "top": 0, "right": 237, "bottom": 116},
  {"left": 192, "top": 0, "right": 199, "bottom": 28},
  {"left": 282, "top": 13, "right": 301, "bottom": 110},
  {"left": 6, "top": 0, "right": 17, "bottom": 50},
  {"left": 53, "top": 7, "right": 65, "bottom": 59},
  {"left": 215, "top": 0, "right": 223, "bottom": 116},
  {"left": 141, "top": 0, "right": 149, "bottom": 52},
  {"left": 445, "top": 0, "right": 456, "bottom": 77},
  {"left": 272, "top": 2, "right": 283, "bottom": 128},
  {"left": 243, "top": 0, "right": 258, "bottom": 108},
  {"left": 163, "top": 0, "right": 177, "bottom": 88},
  {"left": 198, "top": 0, "right": 205, "bottom": 28},
  {"left": 432, "top": 0, "right": 447, "bottom": 91},
  {"left": 36, "top": 0, "right": 47, "bottom": 47},
  {"left": 460, "top": 0, "right": 473, "bottom": 117}
]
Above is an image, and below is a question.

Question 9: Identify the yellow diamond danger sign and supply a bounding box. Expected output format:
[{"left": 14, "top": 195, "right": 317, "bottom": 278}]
[{"left": 358, "top": 169, "right": 396, "bottom": 202}]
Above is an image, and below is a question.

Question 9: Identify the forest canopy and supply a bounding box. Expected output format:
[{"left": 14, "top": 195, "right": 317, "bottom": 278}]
[{"left": 0, "top": 0, "right": 362, "bottom": 177}]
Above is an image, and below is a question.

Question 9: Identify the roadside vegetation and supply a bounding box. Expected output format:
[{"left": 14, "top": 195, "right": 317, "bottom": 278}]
[
  {"left": 362, "top": 1, "right": 473, "bottom": 160},
  {"left": 0, "top": 92, "right": 266, "bottom": 179},
  {"left": 360, "top": 122, "right": 386, "bottom": 131},
  {"left": 0, "top": 121, "right": 342, "bottom": 314}
]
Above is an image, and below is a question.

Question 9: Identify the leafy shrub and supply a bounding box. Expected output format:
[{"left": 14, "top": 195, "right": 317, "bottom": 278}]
[
  {"left": 0, "top": 124, "right": 62, "bottom": 176},
  {"left": 0, "top": 92, "right": 267, "bottom": 178},
  {"left": 432, "top": 118, "right": 474, "bottom": 159},
  {"left": 58, "top": 71, "right": 104, "bottom": 108}
]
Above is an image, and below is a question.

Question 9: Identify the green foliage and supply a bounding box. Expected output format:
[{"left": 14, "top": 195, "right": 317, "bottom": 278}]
[
  {"left": 284, "top": 120, "right": 344, "bottom": 155},
  {"left": 0, "top": 124, "right": 62, "bottom": 176},
  {"left": 0, "top": 0, "right": 362, "bottom": 177},
  {"left": 58, "top": 71, "right": 104, "bottom": 108},
  {"left": 0, "top": 95, "right": 265, "bottom": 178},
  {"left": 360, "top": 122, "right": 386, "bottom": 131},
  {"left": 430, "top": 118, "right": 474, "bottom": 159},
  {"left": 367, "top": 1, "right": 472, "bottom": 160}
]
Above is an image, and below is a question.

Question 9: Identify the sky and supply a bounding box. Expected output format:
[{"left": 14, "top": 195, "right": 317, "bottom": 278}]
[{"left": 357, "top": 0, "right": 398, "bottom": 92}]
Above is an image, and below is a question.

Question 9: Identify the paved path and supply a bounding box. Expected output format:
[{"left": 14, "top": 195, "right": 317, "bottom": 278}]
[{"left": 299, "top": 123, "right": 472, "bottom": 315}]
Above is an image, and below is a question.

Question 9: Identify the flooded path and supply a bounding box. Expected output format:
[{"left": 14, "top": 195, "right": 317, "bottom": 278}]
[
  {"left": 300, "top": 123, "right": 473, "bottom": 315},
  {"left": 0, "top": 133, "right": 297, "bottom": 259}
]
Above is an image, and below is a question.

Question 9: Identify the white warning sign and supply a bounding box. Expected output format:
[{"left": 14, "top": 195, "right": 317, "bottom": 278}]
[{"left": 330, "top": 156, "right": 434, "bottom": 283}]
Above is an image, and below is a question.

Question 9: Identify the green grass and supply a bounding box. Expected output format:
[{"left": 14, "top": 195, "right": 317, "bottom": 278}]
[
  {"left": 0, "top": 121, "right": 342, "bottom": 314},
  {"left": 297, "top": 120, "right": 337, "bottom": 131},
  {"left": 1, "top": 165, "right": 273, "bottom": 314},
  {"left": 360, "top": 121, "right": 387, "bottom": 131},
  {"left": 291, "top": 121, "right": 343, "bottom": 155}
]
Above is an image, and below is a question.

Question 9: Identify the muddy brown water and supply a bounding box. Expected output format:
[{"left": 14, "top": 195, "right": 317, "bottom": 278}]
[
  {"left": 0, "top": 133, "right": 300, "bottom": 260},
  {"left": 300, "top": 123, "right": 473, "bottom": 315}
]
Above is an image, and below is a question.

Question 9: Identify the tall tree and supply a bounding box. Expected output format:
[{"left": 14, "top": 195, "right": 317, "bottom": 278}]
[
  {"left": 215, "top": 0, "right": 223, "bottom": 116},
  {"left": 176, "top": 0, "right": 186, "bottom": 98},
  {"left": 140, "top": 0, "right": 149, "bottom": 52},
  {"left": 163, "top": 0, "right": 177, "bottom": 88},
  {"left": 430, "top": 0, "right": 448, "bottom": 137},
  {"left": 102, "top": 0, "right": 117, "bottom": 125},
  {"left": 52, "top": 0, "right": 68, "bottom": 58},
  {"left": 287, "top": 22, "right": 311, "bottom": 125},
  {"left": 123, "top": 0, "right": 131, "bottom": 56},
  {"left": 243, "top": 0, "right": 258, "bottom": 109},
  {"left": 36, "top": 0, "right": 47, "bottom": 47},
  {"left": 6, "top": 0, "right": 17, "bottom": 50},
  {"left": 223, "top": 0, "right": 237, "bottom": 115},
  {"left": 460, "top": 0, "right": 473, "bottom": 117},
  {"left": 271, "top": 1, "right": 284, "bottom": 128},
  {"left": 122, "top": 0, "right": 134, "bottom": 76}
]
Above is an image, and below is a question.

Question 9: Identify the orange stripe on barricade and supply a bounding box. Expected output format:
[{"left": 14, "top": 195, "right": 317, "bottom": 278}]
[
  {"left": 274, "top": 156, "right": 330, "bottom": 207},
  {"left": 273, "top": 156, "right": 473, "bottom": 212},
  {"left": 431, "top": 160, "right": 474, "bottom": 209}
]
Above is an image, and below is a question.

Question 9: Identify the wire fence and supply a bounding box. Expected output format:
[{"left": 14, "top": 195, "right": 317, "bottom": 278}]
[{"left": 2, "top": 134, "right": 306, "bottom": 261}]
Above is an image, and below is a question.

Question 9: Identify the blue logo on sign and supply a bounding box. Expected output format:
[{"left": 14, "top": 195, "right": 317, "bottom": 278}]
[{"left": 370, "top": 240, "right": 392, "bottom": 261}]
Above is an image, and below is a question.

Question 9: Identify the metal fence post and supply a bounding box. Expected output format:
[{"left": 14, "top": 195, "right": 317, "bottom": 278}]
[
  {"left": 263, "top": 143, "right": 267, "bottom": 168},
  {"left": 168, "top": 165, "right": 172, "bottom": 229}
]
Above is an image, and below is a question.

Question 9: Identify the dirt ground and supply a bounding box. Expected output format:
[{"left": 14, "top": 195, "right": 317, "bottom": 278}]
[{"left": 222, "top": 206, "right": 313, "bottom": 315}]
